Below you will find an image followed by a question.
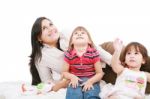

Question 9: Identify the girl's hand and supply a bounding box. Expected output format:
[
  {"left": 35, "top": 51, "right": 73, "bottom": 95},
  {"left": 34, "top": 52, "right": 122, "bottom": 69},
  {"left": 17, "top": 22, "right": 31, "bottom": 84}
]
[
  {"left": 69, "top": 75, "right": 82, "bottom": 88},
  {"left": 82, "top": 80, "right": 94, "bottom": 92},
  {"left": 113, "top": 38, "right": 123, "bottom": 52}
]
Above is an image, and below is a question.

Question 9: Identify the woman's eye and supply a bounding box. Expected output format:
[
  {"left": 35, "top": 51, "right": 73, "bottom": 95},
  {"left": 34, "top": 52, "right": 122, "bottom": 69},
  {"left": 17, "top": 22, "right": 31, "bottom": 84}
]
[
  {"left": 42, "top": 26, "right": 48, "bottom": 30},
  {"left": 42, "top": 27, "right": 46, "bottom": 30}
]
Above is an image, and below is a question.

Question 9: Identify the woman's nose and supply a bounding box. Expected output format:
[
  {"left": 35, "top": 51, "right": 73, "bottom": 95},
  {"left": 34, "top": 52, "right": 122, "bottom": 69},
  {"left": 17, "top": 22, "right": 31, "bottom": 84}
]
[{"left": 48, "top": 26, "right": 54, "bottom": 32}]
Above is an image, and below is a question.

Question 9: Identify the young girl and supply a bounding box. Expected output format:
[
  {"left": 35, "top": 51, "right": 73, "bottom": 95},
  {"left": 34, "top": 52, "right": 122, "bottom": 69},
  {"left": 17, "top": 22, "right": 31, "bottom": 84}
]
[
  {"left": 22, "top": 17, "right": 112, "bottom": 95},
  {"left": 106, "top": 39, "right": 150, "bottom": 99},
  {"left": 62, "top": 26, "right": 103, "bottom": 99}
]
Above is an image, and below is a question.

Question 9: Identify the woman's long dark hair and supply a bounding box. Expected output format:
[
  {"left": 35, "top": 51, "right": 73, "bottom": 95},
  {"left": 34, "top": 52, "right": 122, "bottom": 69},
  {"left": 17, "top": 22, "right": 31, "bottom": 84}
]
[{"left": 29, "top": 17, "right": 62, "bottom": 85}]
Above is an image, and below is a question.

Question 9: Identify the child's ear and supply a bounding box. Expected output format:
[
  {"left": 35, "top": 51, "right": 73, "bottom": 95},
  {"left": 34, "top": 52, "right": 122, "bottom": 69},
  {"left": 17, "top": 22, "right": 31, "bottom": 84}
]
[
  {"left": 88, "top": 40, "right": 92, "bottom": 45},
  {"left": 70, "top": 41, "right": 73, "bottom": 46},
  {"left": 142, "top": 59, "right": 146, "bottom": 64}
]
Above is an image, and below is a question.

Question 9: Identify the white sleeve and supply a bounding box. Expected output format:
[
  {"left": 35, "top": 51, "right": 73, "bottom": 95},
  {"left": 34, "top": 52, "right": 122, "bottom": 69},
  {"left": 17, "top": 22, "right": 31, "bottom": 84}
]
[
  {"left": 96, "top": 45, "right": 112, "bottom": 65},
  {"left": 36, "top": 63, "right": 53, "bottom": 83},
  {"left": 59, "top": 33, "right": 69, "bottom": 51},
  {"left": 36, "top": 47, "right": 64, "bottom": 83}
]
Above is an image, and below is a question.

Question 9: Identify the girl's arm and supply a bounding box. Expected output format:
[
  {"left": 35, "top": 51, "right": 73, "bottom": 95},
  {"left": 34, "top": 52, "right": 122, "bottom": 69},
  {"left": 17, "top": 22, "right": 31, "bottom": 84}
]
[
  {"left": 62, "top": 61, "right": 74, "bottom": 79},
  {"left": 87, "top": 61, "right": 104, "bottom": 84},
  {"left": 62, "top": 61, "right": 81, "bottom": 88},
  {"left": 145, "top": 72, "right": 150, "bottom": 83},
  {"left": 82, "top": 61, "right": 104, "bottom": 91},
  {"left": 51, "top": 61, "right": 71, "bottom": 92},
  {"left": 111, "top": 39, "right": 124, "bottom": 74}
]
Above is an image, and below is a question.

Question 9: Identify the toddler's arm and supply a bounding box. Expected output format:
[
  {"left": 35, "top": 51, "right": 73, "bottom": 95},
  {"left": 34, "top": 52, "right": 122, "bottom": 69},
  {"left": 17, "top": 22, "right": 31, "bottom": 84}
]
[
  {"left": 82, "top": 61, "right": 104, "bottom": 92},
  {"left": 111, "top": 39, "right": 124, "bottom": 74}
]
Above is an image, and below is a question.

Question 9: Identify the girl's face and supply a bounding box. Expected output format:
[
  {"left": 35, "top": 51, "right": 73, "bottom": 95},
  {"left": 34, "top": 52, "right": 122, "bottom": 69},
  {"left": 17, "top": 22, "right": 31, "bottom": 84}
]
[
  {"left": 125, "top": 46, "right": 145, "bottom": 69},
  {"left": 39, "top": 19, "right": 59, "bottom": 46},
  {"left": 71, "top": 30, "right": 90, "bottom": 46}
]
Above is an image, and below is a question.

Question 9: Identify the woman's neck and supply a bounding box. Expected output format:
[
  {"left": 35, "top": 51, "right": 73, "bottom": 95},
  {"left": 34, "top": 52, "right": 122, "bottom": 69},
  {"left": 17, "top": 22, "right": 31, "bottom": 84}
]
[{"left": 47, "top": 41, "right": 57, "bottom": 48}]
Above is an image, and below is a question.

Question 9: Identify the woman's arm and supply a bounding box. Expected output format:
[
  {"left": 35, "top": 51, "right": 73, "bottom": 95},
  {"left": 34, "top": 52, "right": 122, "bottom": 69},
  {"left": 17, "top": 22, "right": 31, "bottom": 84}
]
[
  {"left": 36, "top": 46, "right": 64, "bottom": 83},
  {"left": 59, "top": 33, "right": 69, "bottom": 51},
  {"left": 36, "top": 64, "right": 53, "bottom": 83},
  {"left": 96, "top": 46, "right": 112, "bottom": 65}
]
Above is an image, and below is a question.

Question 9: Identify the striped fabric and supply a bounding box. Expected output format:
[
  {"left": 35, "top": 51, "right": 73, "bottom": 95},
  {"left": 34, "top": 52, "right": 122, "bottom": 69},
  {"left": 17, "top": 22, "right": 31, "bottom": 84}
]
[{"left": 64, "top": 47, "right": 100, "bottom": 77}]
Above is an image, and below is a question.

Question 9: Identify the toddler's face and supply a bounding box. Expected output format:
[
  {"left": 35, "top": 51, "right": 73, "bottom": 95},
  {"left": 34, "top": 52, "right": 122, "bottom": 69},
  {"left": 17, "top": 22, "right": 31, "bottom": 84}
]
[
  {"left": 125, "top": 46, "right": 145, "bottom": 69},
  {"left": 71, "top": 30, "right": 89, "bottom": 45}
]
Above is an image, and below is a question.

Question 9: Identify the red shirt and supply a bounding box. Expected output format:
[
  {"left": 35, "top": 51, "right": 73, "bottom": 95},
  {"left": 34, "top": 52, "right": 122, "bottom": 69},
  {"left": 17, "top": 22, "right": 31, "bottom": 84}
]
[{"left": 64, "top": 47, "right": 100, "bottom": 77}]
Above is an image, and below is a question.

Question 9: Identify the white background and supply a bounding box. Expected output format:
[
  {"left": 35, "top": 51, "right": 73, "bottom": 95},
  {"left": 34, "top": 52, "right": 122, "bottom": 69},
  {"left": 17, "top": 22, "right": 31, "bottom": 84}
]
[{"left": 0, "top": 0, "right": 150, "bottom": 82}]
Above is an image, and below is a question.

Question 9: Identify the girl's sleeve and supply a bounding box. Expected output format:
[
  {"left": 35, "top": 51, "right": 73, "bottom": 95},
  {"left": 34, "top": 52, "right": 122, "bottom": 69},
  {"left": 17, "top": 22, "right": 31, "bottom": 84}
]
[
  {"left": 92, "top": 50, "right": 101, "bottom": 64},
  {"left": 64, "top": 51, "right": 70, "bottom": 64},
  {"left": 96, "top": 45, "right": 112, "bottom": 65}
]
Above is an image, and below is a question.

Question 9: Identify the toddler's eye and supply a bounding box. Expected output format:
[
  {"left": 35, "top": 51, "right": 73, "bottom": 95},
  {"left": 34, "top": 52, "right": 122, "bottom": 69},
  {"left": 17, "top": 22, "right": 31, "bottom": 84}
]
[
  {"left": 74, "top": 32, "right": 78, "bottom": 35},
  {"left": 127, "top": 52, "right": 131, "bottom": 55},
  {"left": 81, "top": 32, "right": 85, "bottom": 34},
  {"left": 49, "top": 23, "right": 53, "bottom": 26}
]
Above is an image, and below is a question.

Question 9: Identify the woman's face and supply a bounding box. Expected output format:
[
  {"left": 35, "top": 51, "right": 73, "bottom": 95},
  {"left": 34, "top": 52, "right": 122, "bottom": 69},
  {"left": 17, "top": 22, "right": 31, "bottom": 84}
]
[{"left": 39, "top": 19, "right": 59, "bottom": 46}]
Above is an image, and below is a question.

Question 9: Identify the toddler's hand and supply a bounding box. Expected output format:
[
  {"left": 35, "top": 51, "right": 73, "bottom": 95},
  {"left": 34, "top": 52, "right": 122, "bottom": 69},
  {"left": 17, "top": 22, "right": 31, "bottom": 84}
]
[
  {"left": 69, "top": 75, "right": 82, "bottom": 88},
  {"left": 113, "top": 38, "right": 123, "bottom": 52},
  {"left": 82, "top": 80, "right": 94, "bottom": 92}
]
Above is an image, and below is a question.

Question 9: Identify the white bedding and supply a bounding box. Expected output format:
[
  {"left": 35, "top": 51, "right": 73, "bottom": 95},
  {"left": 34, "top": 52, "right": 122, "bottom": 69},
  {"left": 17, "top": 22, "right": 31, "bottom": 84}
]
[
  {"left": 0, "top": 82, "right": 66, "bottom": 99},
  {"left": 0, "top": 81, "right": 150, "bottom": 99}
]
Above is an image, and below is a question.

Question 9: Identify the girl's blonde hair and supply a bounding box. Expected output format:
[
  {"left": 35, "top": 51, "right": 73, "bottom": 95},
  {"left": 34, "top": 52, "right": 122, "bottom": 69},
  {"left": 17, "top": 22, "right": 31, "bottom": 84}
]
[{"left": 68, "top": 26, "right": 95, "bottom": 50}]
